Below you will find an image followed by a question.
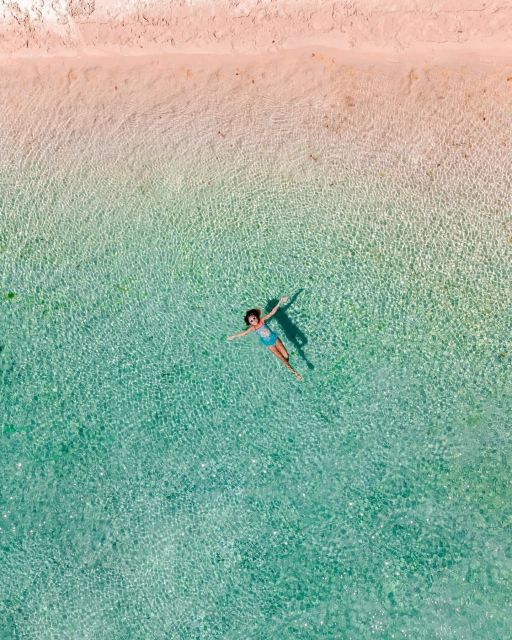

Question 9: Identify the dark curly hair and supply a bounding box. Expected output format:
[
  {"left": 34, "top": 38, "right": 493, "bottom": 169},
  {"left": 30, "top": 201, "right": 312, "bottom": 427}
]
[{"left": 244, "top": 308, "right": 261, "bottom": 326}]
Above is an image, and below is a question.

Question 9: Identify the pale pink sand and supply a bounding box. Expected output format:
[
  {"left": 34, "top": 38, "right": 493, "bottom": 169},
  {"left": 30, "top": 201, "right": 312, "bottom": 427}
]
[
  {"left": 0, "top": 2, "right": 510, "bottom": 202},
  {"left": 1, "top": 49, "right": 510, "bottom": 183},
  {"left": 1, "top": 1, "right": 512, "bottom": 58}
]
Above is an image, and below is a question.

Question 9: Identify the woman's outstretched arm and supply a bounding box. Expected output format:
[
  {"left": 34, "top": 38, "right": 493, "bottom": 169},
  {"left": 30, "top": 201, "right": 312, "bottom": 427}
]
[
  {"left": 262, "top": 296, "right": 288, "bottom": 321},
  {"left": 227, "top": 327, "right": 254, "bottom": 341}
]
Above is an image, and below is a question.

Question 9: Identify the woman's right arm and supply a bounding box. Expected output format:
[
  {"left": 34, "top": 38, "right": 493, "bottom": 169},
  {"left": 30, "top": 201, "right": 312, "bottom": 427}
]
[{"left": 227, "top": 327, "right": 253, "bottom": 341}]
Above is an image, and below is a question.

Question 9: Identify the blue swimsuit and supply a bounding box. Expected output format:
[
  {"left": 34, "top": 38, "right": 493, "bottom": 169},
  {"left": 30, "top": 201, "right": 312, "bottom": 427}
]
[{"left": 255, "top": 322, "right": 278, "bottom": 347}]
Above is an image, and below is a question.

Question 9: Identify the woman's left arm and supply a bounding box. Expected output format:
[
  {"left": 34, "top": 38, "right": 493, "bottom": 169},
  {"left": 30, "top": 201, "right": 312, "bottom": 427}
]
[{"left": 262, "top": 296, "right": 288, "bottom": 321}]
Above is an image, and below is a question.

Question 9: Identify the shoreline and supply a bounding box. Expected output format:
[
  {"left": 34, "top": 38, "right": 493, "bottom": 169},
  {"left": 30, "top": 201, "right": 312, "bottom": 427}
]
[
  {"left": 0, "top": 38, "right": 511, "bottom": 74},
  {"left": 0, "top": 42, "right": 511, "bottom": 66}
]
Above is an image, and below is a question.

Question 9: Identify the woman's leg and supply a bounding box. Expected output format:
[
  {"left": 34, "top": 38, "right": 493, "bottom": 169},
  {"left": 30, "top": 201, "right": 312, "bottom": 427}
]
[
  {"left": 275, "top": 338, "right": 289, "bottom": 360},
  {"left": 269, "top": 345, "right": 302, "bottom": 380}
]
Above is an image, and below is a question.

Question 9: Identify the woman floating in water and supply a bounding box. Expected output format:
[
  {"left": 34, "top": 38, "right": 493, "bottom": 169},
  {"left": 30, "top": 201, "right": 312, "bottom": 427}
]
[{"left": 227, "top": 296, "right": 302, "bottom": 381}]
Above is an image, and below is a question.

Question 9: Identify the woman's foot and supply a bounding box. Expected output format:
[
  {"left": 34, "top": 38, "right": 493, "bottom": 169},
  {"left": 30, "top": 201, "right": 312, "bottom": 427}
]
[{"left": 294, "top": 371, "right": 303, "bottom": 381}]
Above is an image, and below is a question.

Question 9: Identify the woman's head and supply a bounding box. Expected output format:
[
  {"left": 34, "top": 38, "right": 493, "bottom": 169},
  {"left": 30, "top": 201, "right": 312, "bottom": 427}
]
[{"left": 244, "top": 308, "right": 261, "bottom": 326}]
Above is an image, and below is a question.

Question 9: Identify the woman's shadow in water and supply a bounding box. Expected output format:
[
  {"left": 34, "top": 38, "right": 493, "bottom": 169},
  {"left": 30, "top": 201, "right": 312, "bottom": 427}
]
[{"left": 265, "top": 290, "right": 314, "bottom": 370}]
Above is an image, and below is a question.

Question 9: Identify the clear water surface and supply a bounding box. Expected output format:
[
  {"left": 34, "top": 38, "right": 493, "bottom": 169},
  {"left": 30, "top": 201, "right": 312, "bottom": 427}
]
[{"left": 1, "top": 105, "right": 511, "bottom": 640}]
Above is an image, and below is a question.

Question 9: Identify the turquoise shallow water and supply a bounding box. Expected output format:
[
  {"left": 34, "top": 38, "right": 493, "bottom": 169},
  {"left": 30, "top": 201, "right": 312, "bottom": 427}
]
[{"left": 0, "top": 133, "right": 511, "bottom": 638}]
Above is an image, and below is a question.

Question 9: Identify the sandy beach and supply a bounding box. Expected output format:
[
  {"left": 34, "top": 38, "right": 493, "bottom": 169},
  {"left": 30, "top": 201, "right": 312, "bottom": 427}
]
[
  {"left": 1, "top": 0, "right": 512, "bottom": 57},
  {"left": 0, "top": 1, "right": 511, "bottom": 191}
]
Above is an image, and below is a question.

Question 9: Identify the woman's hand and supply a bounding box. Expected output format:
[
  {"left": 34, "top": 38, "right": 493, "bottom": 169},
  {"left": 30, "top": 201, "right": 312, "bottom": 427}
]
[
  {"left": 227, "top": 335, "right": 235, "bottom": 341},
  {"left": 279, "top": 296, "right": 288, "bottom": 305}
]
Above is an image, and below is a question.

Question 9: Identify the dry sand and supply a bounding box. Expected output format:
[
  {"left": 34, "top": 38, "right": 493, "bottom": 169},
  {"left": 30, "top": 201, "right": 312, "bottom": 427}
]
[{"left": 1, "top": 1, "right": 512, "bottom": 58}]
